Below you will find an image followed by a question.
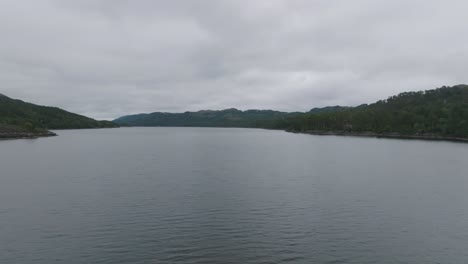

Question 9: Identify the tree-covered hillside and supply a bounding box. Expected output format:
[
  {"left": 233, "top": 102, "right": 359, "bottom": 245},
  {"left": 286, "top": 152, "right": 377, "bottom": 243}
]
[
  {"left": 0, "top": 94, "right": 118, "bottom": 130},
  {"left": 275, "top": 85, "right": 468, "bottom": 138},
  {"left": 115, "top": 85, "right": 468, "bottom": 140},
  {"left": 114, "top": 108, "right": 300, "bottom": 128}
]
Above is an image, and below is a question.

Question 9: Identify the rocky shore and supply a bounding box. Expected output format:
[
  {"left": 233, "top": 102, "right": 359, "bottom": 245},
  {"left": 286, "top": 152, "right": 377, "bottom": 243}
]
[
  {"left": 0, "top": 125, "right": 57, "bottom": 139},
  {"left": 0, "top": 131, "right": 57, "bottom": 139},
  {"left": 288, "top": 130, "right": 468, "bottom": 143}
]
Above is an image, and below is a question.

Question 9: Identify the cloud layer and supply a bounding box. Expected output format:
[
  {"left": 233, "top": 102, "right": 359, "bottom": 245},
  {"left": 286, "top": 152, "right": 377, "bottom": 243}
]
[{"left": 1, "top": 0, "right": 467, "bottom": 119}]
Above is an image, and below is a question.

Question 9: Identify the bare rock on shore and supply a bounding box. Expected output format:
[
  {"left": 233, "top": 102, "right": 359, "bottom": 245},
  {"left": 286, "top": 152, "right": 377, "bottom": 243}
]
[{"left": 0, "top": 125, "right": 57, "bottom": 139}]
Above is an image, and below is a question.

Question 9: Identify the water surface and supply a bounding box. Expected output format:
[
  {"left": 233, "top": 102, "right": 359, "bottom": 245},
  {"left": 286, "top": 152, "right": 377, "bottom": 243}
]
[{"left": 1, "top": 127, "right": 467, "bottom": 263}]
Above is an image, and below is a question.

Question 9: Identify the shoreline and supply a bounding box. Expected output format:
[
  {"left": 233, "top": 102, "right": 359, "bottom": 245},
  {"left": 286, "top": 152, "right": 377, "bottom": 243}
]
[
  {"left": 0, "top": 131, "right": 57, "bottom": 140},
  {"left": 287, "top": 130, "right": 468, "bottom": 143},
  {"left": 0, "top": 126, "right": 119, "bottom": 140},
  {"left": 2, "top": 126, "right": 467, "bottom": 143}
]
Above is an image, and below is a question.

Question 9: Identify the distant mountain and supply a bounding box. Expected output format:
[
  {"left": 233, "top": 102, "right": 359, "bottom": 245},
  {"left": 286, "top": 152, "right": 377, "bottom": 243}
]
[
  {"left": 114, "top": 108, "right": 300, "bottom": 128},
  {"left": 0, "top": 94, "right": 118, "bottom": 137},
  {"left": 309, "top": 106, "right": 351, "bottom": 114},
  {"left": 276, "top": 85, "right": 468, "bottom": 140}
]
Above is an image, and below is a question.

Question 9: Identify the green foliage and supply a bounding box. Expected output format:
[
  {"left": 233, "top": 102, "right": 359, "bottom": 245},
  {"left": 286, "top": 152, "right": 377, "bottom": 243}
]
[
  {"left": 0, "top": 94, "right": 118, "bottom": 130},
  {"left": 275, "top": 85, "right": 468, "bottom": 138},
  {"left": 0, "top": 124, "right": 45, "bottom": 133},
  {"left": 114, "top": 108, "right": 302, "bottom": 128}
]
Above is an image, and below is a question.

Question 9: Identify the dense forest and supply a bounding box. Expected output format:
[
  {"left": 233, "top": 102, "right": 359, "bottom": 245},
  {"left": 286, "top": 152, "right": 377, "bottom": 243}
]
[
  {"left": 0, "top": 93, "right": 118, "bottom": 132},
  {"left": 114, "top": 108, "right": 300, "bottom": 128},
  {"left": 273, "top": 85, "right": 468, "bottom": 138}
]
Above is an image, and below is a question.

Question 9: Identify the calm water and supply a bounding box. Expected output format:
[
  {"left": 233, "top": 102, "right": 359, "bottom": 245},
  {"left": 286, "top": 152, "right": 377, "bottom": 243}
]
[{"left": 1, "top": 127, "right": 467, "bottom": 264}]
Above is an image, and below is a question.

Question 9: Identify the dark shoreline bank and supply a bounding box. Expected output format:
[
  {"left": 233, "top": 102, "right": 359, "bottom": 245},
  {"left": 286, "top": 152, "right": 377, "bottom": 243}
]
[
  {"left": 287, "top": 130, "right": 468, "bottom": 143},
  {"left": 0, "top": 126, "right": 122, "bottom": 140},
  {"left": 0, "top": 131, "right": 57, "bottom": 140}
]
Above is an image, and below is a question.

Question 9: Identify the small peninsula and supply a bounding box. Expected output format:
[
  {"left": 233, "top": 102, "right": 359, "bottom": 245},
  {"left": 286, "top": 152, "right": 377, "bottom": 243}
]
[{"left": 0, "top": 124, "right": 56, "bottom": 139}]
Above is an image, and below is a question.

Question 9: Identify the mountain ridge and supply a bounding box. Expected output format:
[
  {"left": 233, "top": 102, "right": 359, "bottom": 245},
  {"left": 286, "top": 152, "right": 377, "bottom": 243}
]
[{"left": 114, "top": 108, "right": 299, "bottom": 128}]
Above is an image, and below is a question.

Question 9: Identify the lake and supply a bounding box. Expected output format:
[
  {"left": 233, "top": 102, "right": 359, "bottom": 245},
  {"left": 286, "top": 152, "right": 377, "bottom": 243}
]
[{"left": 1, "top": 127, "right": 467, "bottom": 264}]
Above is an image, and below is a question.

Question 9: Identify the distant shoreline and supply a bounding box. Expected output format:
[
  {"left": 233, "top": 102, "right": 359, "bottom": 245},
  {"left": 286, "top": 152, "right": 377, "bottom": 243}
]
[
  {"left": 287, "top": 130, "right": 468, "bottom": 143},
  {"left": 2, "top": 126, "right": 467, "bottom": 143}
]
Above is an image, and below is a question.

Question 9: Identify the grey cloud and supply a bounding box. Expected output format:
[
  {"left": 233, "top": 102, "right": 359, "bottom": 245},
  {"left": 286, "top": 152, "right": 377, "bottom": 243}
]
[{"left": 0, "top": 0, "right": 467, "bottom": 119}]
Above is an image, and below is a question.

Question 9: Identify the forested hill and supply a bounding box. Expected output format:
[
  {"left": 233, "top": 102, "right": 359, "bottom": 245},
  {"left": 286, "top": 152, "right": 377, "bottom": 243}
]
[
  {"left": 0, "top": 93, "right": 118, "bottom": 131},
  {"left": 114, "top": 109, "right": 300, "bottom": 128},
  {"left": 115, "top": 85, "right": 468, "bottom": 140},
  {"left": 274, "top": 85, "right": 468, "bottom": 139}
]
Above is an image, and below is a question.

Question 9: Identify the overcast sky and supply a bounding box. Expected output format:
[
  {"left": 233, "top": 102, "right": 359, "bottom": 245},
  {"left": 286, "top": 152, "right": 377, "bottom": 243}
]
[{"left": 1, "top": 0, "right": 467, "bottom": 120}]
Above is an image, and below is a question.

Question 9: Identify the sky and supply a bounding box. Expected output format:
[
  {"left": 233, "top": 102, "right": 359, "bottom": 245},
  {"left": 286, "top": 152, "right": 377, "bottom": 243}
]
[{"left": 1, "top": 0, "right": 467, "bottom": 120}]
